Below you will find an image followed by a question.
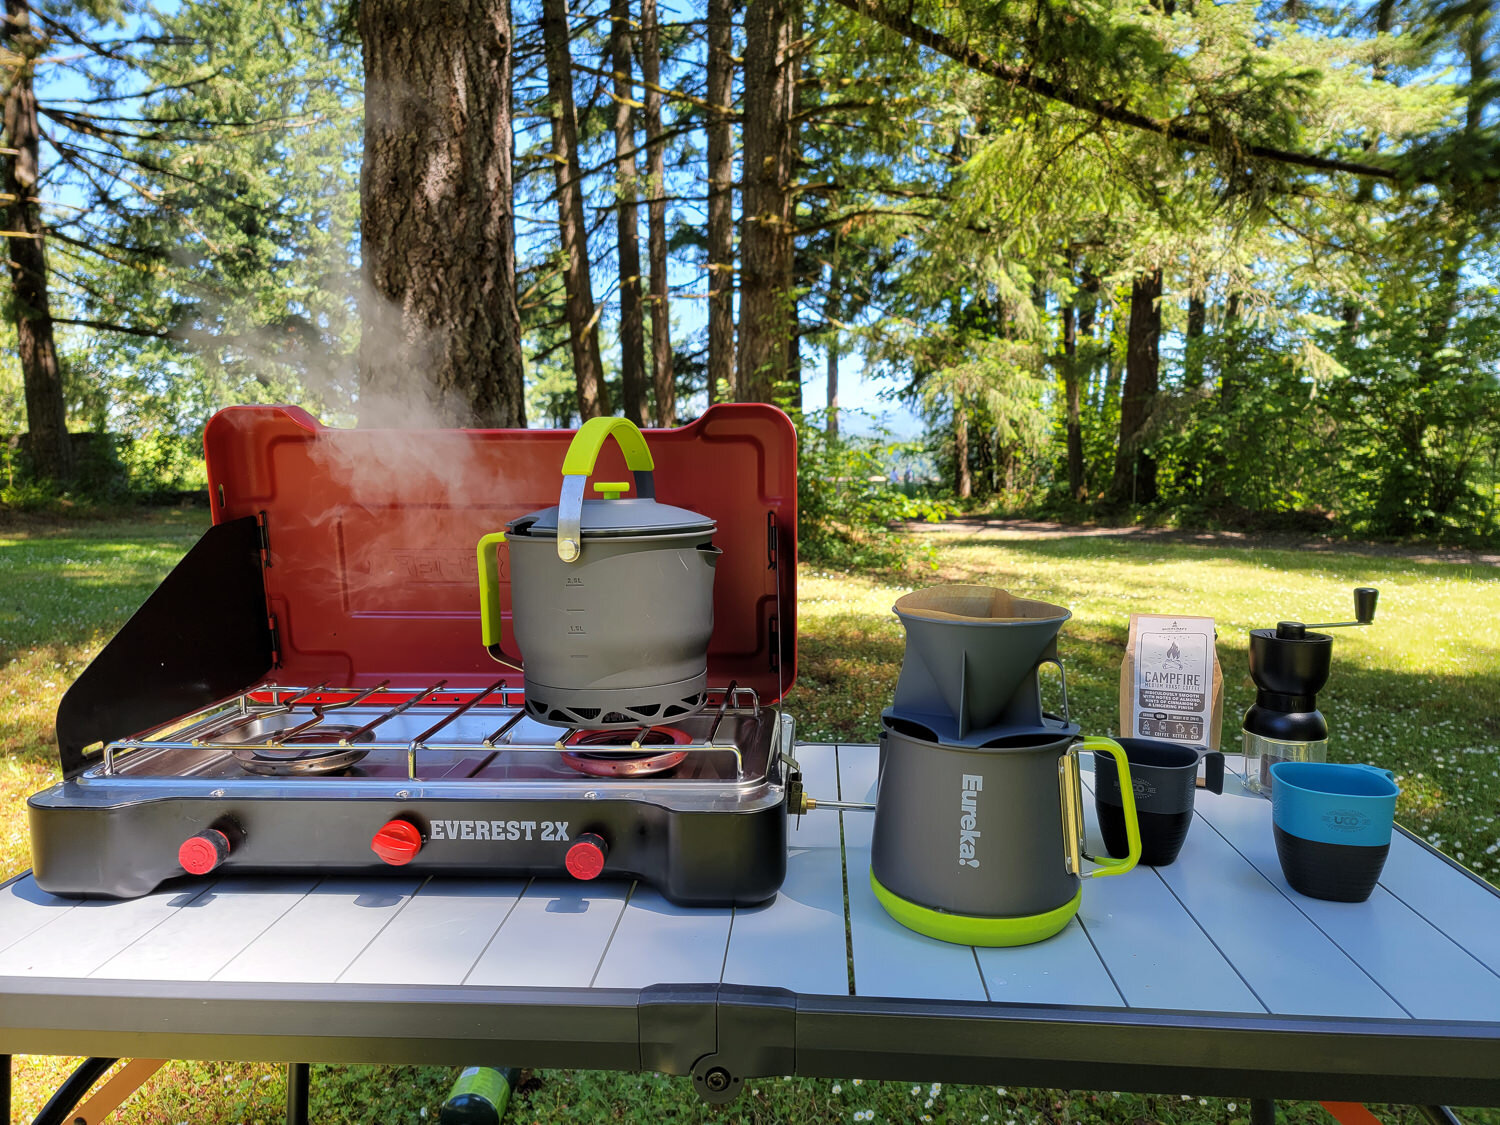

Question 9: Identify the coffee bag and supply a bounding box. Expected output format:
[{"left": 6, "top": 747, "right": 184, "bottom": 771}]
[{"left": 1119, "top": 614, "right": 1223, "bottom": 750}]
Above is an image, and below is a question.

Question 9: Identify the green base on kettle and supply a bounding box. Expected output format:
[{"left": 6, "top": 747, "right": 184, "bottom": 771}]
[{"left": 870, "top": 870, "right": 1082, "bottom": 947}]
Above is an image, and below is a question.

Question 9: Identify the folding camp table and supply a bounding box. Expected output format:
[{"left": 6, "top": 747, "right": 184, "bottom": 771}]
[{"left": 3, "top": 744, "right": 1498, "bottom": 1124}]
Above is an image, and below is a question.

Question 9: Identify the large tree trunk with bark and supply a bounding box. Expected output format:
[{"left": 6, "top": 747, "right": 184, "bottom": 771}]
[
  {"left": 540, "top": 0, "right": 610, "bottom": 419},
  {"left": 358, "top": 0, "right": 526, "bottom": 428},
  {"left": 1112, "top": 269, "right": 1161, "bottom": 503},
  {"left": 3, "top": 0, "right": 71, "bottom": 481},
  {"left": 640, "top": 0, "right": 674, "bottom": 425},
  {"left": 705, "top": 0, "right": 735, "bottom": 405},
  {"left": 610, "top": 0, "right": 646, "bottom": 425},
  {"left": 736, "top": 0, "right": 797, "bottom": 404}
]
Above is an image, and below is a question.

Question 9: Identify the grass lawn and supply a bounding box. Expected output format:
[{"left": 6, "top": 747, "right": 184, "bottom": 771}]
[{"left": 1, "top": 512, "right": 1496, "bottom": 1124}]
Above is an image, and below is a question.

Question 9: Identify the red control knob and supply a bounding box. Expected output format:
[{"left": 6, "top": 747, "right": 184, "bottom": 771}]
[
  {"left": 179, "top": 829, "right": 232, "bottom": 876},
  {"left": 565, "top": 832, "right": 608, "bottom": 880},
  {"left": 371, "top": 819, "right": 423, "bottom": 865}
]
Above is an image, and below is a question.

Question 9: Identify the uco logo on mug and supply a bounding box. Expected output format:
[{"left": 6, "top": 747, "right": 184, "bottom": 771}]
[
  {"left": 1131, "top": 776, "right": 1158, "bottom": 800},
  {"left": 1322, "top": 808, "right": 1371, "bottom": 832}
]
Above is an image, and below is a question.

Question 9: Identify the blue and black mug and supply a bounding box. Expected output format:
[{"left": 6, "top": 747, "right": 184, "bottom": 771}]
[{"left": 1270, "top": 761, "right": 1399, "bottom": 903}]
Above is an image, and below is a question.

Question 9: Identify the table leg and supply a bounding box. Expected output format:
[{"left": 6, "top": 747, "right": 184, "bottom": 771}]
[
  {"left": 1420, "top": 1109, "right": 1464, "bottom": 1125},
  {"left": 2, "top": 1053, "right": 10, "bottom": 1125},
  {"left": 286, "top": 1063, "right": 310, "bottom": 1125},
  {"left": 1251, "top": 1098, "right": 1276, "bottom": 1125},
  {"left": 29, "top": 1058, "right": 117, "bottom": 1125}
]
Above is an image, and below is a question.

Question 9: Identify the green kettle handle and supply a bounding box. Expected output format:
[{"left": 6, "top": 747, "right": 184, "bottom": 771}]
[
  {"left": 1081, "top": 736, "right": 1142, "bottom": 877},
  {"left": 476, "top": 532, "right": 522, "bottom": 669},
  {"left": 556, "top": 418, "right": 657, "bottom": 563}
]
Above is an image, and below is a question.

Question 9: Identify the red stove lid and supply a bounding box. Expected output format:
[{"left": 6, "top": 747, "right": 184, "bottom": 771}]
[{"left": 202, "top": 404, "right": 798, "bottom": 703}]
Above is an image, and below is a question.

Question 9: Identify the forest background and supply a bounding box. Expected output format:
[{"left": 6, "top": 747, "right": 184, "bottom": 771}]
[{"left": 3, "top": 0, "right": 1499, "bottom": 547}]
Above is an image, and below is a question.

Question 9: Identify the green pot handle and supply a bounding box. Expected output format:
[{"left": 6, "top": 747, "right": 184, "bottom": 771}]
[
  {"left": 556, "top": 418, "right": 657, "bottom": 563},
  {"left": 1081, "top": 736, "right": 1141, "bottom": 877},
  {"left": 476, "top": 532, "right": 522, "bottom": 669}
]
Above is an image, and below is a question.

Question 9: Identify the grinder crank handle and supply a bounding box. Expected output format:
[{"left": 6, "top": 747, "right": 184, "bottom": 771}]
[
  {"left": 476, "top": 532, "right": 523, "bottom": 671},
  {"left": 556, "top": 418, "right": 657, "bottom": 563},
  {"left": 1080, "top": 736, "right": 1141, "bottom": 878}
]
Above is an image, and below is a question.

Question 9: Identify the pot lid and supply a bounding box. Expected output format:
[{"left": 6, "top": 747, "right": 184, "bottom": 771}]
[{"left": 514, "top": 495, "right": 716, "bottom": 538}]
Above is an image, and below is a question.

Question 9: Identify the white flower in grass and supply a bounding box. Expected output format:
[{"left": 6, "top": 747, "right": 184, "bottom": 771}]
[
  {"left": 832, "top": 1085, "right": 842, "bottom": 1094},
  {"left": 1229, "top": 1103, "right": 1239, "bottom": 1112},
  {"left": 912, "top": 1086, "right": 921, "bottom": 1096},
  {"left": 852, "top": 1079, "right": 864, "bottom": 1086}
]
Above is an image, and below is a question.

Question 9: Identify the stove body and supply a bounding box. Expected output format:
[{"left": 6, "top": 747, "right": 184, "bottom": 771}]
[{"left": 29, "top": 404, "right": 798, "bottom": 906}]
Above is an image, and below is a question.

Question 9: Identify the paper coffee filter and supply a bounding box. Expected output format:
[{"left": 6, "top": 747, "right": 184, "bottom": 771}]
[{"left": 894, "top": 585, "right": 1068, "bottom": 624}]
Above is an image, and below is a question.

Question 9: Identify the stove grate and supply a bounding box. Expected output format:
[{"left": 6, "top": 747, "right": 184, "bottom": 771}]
[{"left": 100, "top": 680, "right": 765, "bottom": 783}]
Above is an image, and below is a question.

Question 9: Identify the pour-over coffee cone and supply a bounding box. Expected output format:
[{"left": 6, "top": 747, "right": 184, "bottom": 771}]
[{"left": 891, "top": 585, "right": 1072, "bottom": 741}]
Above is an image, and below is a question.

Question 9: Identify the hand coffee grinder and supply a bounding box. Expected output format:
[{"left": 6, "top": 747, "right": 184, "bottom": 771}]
[{"left": 1242, "top": 586, "right": 1378, "bottom": 793}]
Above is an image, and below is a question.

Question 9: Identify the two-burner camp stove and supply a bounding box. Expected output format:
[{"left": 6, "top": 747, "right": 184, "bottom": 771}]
[{"left": 27, "top": 403, "right": 799, "bottom": 906}]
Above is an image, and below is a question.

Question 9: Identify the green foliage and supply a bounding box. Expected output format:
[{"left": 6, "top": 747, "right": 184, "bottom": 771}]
[{"left": 797, "top": 414, "right": 955, "bottom": 571}]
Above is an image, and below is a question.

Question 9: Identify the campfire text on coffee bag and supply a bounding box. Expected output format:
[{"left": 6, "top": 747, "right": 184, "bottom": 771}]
[{"left": 1119, "top": 614, "right": 1223, "bottom": 750}]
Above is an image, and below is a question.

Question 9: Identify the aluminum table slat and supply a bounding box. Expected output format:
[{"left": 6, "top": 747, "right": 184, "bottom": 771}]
[
  {"left": 1196, "top": 784, "right": 1500, "bottom": 1021},
  {"left": 338, "top": 878, "right": 526, "bottom": 986},
  {"left": 721, "top": 742, "right": 849, "bottom": 995},
  {"left": 3, "top": 742, "right": 1500, "bottom": 1106},
  {"left": 1077, "top": 769, "right": 1410, "bottom": 1019},
  {"left": 217, "top": 877, "right": 424, "bottom": 984}
]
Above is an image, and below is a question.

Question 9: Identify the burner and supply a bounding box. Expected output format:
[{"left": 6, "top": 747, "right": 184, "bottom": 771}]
[
  {"left": 559, "top": 727, "right": 692, "bottom": 778},
  {"left": 231, "top": 727, "right": 374, "bottom": 776}
]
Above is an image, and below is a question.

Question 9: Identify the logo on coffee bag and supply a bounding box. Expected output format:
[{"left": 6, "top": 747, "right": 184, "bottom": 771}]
[{"left": 958, "top": 774, "right": 982, "bottom": 868}]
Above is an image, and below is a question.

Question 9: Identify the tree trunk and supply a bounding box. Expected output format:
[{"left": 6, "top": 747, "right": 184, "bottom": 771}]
[
  {"left": 1220, "top": 292, "right": 1240, "bottom": 406},
  {"left": 610, "top": 0, "right": 646, "bottom": 425},
  {"left": 540, "top": 0, "right": 609, "bottom": 419},
  {"left": 358, "top": 0, "right": 526, "bottom": 428},
  {"left": 640, "top": 0, "right": 674, "bottom": 425},
  {"left": 705, "top": 0, "right": 735, "bottom": 405},
  {"left": 1343, "top": 0, "right": 1394, "bottom": 345},
  {"left": 825, "top": 267, "right": 839, "bottom": 436},
  {"left": 1112, "top": 269, "right": 1161, "bottom": 503},
  {"left": 1072, "top": 267, "right": 1098, "bottom": 499},
  {"left": 3, "top": 0, "right": 72, "bottom": 481},
  {"left": 954, "top": 400, "right": 971, "bottom": 499},
  {"left": 1061, "top": 290, "right": 1084, "bottom": 501},
  {"left": 1185, "top": 293, "right": 1206, "bottom": 389},
  {"left": 736, "top": 0, "right": 797, "bottom": 404}
]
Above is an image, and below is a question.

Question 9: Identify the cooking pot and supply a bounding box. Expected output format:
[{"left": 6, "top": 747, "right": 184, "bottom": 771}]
[{"left": 476, "top": 418, "right": 721, "bottom": 728}]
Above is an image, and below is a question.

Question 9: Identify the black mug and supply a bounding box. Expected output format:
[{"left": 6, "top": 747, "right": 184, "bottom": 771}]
[{"left": 1094, "top": 738, "right": 1225, "bottom": 867}]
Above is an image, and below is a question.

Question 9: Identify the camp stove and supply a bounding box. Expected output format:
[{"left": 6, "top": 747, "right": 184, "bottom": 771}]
[{"left": 28, "top": 403, "right": 798, "bottom": 906}]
